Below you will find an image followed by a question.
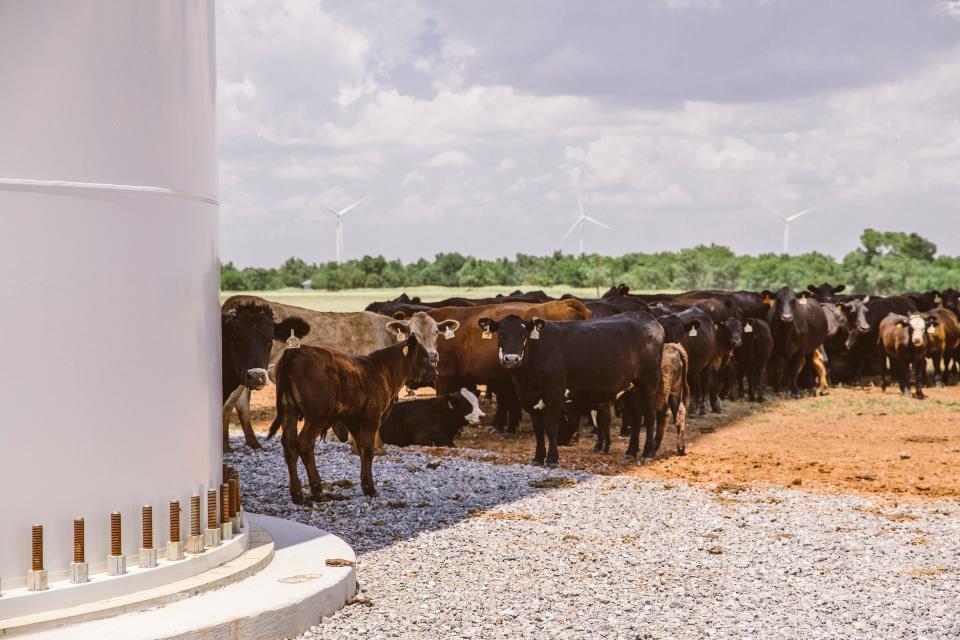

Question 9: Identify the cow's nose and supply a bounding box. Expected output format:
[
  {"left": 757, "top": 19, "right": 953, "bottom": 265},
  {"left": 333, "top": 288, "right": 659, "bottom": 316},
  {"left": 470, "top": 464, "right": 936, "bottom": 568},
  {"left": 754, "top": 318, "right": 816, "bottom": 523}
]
[
  {"left": 244, "top": 368, "right": 268, "bottom": 390},
  {"left": 780, "top": 313, "right": 793, "bottom": 322},
  {"left": 428, "top": 351, "right": 439, "bottom": 365},
  {"left": 501, "top": 353, "right": 520, "bottom": 367},
  {"left": 859, "top": 323, "right": 870, "bottom": 332}
]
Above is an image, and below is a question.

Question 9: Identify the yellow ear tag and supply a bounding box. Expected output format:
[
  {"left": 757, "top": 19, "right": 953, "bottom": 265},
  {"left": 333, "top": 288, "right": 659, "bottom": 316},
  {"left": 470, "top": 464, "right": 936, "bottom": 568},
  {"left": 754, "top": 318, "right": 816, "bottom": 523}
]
[
  {"left": 402, "top": 345, "right": 409, "bottom": 356},
  {"left": 689, "top": 327, "right": 698, "bottom": 337},
  {"left": 285, "top": 329, "right": 301, "bottom": 349},
  {"left": 530, "top": 327, "right": 540, "bottom": 340},
  {"left": 798, "top": 297, "right": 808, "bottom": 305},
  {"left": 482, "top": 331, "right": 492, "bottom": 340}
]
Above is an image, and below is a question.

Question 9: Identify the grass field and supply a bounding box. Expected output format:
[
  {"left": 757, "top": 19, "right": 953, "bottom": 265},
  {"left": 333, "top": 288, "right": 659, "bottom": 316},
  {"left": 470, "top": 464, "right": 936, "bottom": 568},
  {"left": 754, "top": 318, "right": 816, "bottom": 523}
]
[{"left": 220, "top": 285, "right": 609, "bottom": 312}]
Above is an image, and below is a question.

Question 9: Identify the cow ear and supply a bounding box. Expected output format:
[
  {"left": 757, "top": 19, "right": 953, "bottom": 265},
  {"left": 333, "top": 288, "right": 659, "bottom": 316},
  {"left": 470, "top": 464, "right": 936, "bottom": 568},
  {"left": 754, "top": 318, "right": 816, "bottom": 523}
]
[
  {"left": 411, "top": 297, "right": 422, "bottom": 304},
  {"left": 761, "top": 290, "right": 774, "bottom": 301},
  {"left": 274, "top": 317, "right": 310, "bottom": 340},
  {"left": 477, "top": 316, "right": 499, "bottom": 332},
  {"left": 386, "top": 320, "right": 411, "bottom": 339},
  {"left": 392, "top": 311, "right": 407, "bottom": 320},
  {"left": 531, "top": 318, "right": 546, "bottom": 332},
  {"left": 439, "top": 319, "right": 460, "bottom": 334},
  {"left": 863, "top": 295, "right": 871, "bottom": 304},
  {"left": 834, "top": 284, "right": 846, "bottom": 293},
  {"left": 807, "top": 284, "right": 817, "bottom": 294}
]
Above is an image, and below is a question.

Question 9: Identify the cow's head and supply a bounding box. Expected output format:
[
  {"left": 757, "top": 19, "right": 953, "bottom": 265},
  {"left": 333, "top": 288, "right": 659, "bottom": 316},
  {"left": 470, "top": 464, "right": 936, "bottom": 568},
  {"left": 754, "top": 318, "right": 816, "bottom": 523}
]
[
  {"left": 386, "top": 311, "right": 459, "bottom": 367},
  {"left": 449, "top": 387, "right": 484, "bottom": 425},
  {"left": 601, "top": 284, "right": 630, "bottom": 299},
  {"left": 715, "top": 317, "right": 743, "bottom": 349},
  {"left": 893, "top": 315, "right": 929, "bottom": 348},
  {"left": 764, "top": 287, "right": 805, "bottom": 324},
  {"left": 806, "top": 283, "right": 846, "bottom": 302},
  {"left": 478, "top": 314, "right": 543, "bottom": 369},
  {"left": 657, "top": 314, "right": 700, "bottom": 345},
  {"left": 222, "top": 302, "right": 309, "bottom": 390},
  {"left": 840, "top": 299, "right": 871, "bottom": 350},
  {"left": 399, "top": 334, "right": 437, "bottom": 388},
  {"left": 939, "top": 288, "right": 959, "bottom": 319}
]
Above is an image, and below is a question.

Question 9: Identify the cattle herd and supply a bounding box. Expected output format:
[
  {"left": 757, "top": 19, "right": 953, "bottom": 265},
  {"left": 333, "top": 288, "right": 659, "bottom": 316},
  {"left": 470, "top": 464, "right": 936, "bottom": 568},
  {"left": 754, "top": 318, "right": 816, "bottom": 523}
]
[{"left": 220, "top": 283, "right": 960, "bottom": 504}]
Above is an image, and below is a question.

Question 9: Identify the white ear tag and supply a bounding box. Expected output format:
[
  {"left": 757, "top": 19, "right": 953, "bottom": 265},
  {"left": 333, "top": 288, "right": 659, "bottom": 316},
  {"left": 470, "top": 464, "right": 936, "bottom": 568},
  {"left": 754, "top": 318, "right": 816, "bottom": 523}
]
[
  {"left": 935, "top": 295, "right": 943, "bottom": 304},
  {"left": 927, "top": 326, "right": 937, "bottom": 334},
  {"left": 530, "top": 327, "right": 540, "bottom": 340},
  {"left": 744, "top": 324, "right": 753, "bottom": 333},
  {"left": 444, "top": 327, "right": 455, "bottom": 339},
  {"left": 799, "top": 297, "right": 808, "bottom": 305},
  {"left": 688, "top": 326, "right": 698, "bottom": 337},
  {"left": 482, "top": 330, "right": 492, "bottom": 340},
  {"left": 396, "top": 330, "right": 405, "bottom": 342},
  {"left": 286, "top": 329, "right": 301, "bottom": 349}
]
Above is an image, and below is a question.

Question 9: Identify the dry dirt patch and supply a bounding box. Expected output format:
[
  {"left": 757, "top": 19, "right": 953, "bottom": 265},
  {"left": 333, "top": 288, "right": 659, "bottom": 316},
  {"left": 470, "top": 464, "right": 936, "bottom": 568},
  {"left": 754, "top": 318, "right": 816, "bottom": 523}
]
[{"left": 238, "top": 383, "right": 960, "bottom": 499}]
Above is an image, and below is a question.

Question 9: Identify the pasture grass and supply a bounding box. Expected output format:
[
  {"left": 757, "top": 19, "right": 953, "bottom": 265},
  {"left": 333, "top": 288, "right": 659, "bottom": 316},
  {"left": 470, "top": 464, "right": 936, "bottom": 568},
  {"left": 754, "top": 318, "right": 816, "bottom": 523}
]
[{"left": 220, "top": 285, "right": 665, "bottom": 312}]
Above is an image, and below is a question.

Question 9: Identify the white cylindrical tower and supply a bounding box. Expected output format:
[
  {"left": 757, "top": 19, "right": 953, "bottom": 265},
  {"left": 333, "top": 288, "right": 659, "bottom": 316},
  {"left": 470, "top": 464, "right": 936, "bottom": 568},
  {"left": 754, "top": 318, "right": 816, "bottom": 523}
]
[{"left": 0, "top": 0, "right": 220, "bottom": 588}]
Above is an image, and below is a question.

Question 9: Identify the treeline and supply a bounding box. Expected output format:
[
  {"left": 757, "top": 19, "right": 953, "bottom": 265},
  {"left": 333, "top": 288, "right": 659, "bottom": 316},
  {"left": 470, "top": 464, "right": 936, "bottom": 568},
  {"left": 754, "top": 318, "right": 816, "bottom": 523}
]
[{"left": 221, "top": 229, "right": 960, "bottom": 295}]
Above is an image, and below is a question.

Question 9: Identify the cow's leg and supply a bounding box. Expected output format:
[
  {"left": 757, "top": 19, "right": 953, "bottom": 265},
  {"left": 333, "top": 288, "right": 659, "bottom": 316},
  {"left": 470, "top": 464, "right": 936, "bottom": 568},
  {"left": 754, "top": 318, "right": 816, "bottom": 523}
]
[
  {"left": 673, "top": 395, "right": 687, "bottom": 455},
  {"left": 280, "top": 411, "right": 304, "bottom": 505},
  {"left": 707, "top": 366, "right": 722, "bottom": 414},
  {"left": 654, "top": 407, "right": 667, "bottom": 451},
  {"left": 530, "top": 410, "right": 547, "bottom": 466},
  {"left": 880, "top": 353, "right": 888, "bottom": 392},
  {"left": 932, "top": 352, "right": 944, "bottom": 388},
  {"left": 623, "top": 392, "right": 641, "bottom": 460},
  {"left": 914, "top": 355, "right": 926, "bottom": 399},
  {"left": 506, "top": 388, "right": 522, "bottom": 436},
  {"left": 811, "top": 350, "right": 829, "bottom": 396},
  {"left": 354, "top": 427, "right": 378, "bottom": 497},
  {"left": 222, "top": 385, "right": 244, "bottom": 453},
  {"left": 596, "top": 406, "right": 611, "bottom": 453},
  {"left": 787, "top": 354, "right": 805, "bottom": 399},
  {"left": 236, "top": 388, "right": 261, "bottom": 449},
  {"left": 490, "top": 390, "right": 508, "bottom": 432},
  {"left": 639, "top": 377, "right": 659, "bottom": 463},
  {"left": 298, "top": 423, "right": 324, "bottom": 501},
  {"left": 543, "top": 394, "right": 564, "bottom": 468}
]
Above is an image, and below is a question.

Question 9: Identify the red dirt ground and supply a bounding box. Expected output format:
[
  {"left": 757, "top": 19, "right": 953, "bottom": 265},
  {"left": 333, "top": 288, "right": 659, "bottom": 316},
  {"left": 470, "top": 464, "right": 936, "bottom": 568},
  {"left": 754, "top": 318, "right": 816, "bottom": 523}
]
[{"left": 238, "top": 384, "right": 960, "bottom": 500}]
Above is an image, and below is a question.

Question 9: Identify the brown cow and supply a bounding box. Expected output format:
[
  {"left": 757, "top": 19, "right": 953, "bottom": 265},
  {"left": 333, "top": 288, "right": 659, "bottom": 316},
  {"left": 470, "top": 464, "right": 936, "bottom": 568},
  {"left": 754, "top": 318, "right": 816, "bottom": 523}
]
[
  {"left": 878, "top": 313, "right": 935, "bottom": 399},
  {"left": 924, "top": 307, "right": 960, "bottom": 386},
  {"left": 424, "top": 299, "right": 592, "bottom": 433},
  {"left": 653, "top": 343, "right": 690, "bottom": 456},
  {"left": 270, "top": 336, "right": 436, "bottom": 503}
]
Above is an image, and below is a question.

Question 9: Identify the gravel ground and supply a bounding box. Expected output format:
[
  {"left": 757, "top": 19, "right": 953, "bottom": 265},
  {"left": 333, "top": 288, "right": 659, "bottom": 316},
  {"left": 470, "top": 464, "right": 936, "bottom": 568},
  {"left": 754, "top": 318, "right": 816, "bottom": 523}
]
[{"left": 226, "top": 436, "right": 960, "bottom": 640}]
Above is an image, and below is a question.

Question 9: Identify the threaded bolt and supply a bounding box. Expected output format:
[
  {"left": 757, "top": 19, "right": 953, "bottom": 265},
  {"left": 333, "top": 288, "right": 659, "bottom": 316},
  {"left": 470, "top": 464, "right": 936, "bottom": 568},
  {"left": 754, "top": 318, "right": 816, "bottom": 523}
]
[
  {"left": 110, "top": 512, "right": 122, "bottom": 556},
  {"left": 206, "top": 489, "right": 217, "bottom": 530},
  {"left": 190, "top": 494, "right": 201, "bottom": 536},
  {"left": 170, "top": 500, "right": 181, "bottom": 542},
  {"left": 142, "top": 505, "right": 153, "bottom": 550},
  {"left": 220, "top": 484, "right": 230, "bottom": 524},
  {"left": 31, "top": 524, "right": 43, "bottom": 571},
  {"left": 73, "top": 518, "right": 85, "bottom": 563},
  {"left": 229, "top": 478, "right": 239, "bottom": 517}
]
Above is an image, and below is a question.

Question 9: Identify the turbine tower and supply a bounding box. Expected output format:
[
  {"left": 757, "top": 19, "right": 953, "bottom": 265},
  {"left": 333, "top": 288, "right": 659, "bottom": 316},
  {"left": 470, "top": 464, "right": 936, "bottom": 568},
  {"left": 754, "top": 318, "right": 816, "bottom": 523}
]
[
  {"left": 561, "top": 184, "right": 613, "bottom": 257},
  {"left": 766, "top": 204, "right": 816, "bottom": 254},
  {"left": 325, "top": 197, "right": 366, "bottom": 264}
]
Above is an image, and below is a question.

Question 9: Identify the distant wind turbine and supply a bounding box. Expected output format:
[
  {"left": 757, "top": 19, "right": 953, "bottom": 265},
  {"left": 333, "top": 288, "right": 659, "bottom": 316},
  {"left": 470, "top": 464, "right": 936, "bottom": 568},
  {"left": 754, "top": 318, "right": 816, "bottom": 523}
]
[
  {"left": 561, "top": 185, "right": 613, "bottom": 257},
  {"left": 766, "top": 204, "right": 816, "bottom": 254},
  {"left": 324, "top": 197, "right": 366, "bottom": 264}
]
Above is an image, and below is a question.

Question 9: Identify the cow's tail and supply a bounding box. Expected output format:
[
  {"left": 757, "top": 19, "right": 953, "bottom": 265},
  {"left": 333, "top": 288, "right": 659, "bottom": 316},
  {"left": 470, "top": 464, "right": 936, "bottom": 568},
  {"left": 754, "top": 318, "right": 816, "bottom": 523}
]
[{"left": 267, "top": 349, "right": 295, "bottom": 440}]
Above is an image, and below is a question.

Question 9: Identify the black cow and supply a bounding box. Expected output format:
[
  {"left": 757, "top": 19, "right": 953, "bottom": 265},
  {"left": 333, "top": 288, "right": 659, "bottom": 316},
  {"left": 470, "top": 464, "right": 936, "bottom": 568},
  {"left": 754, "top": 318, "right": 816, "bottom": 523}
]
[
  {"left": 846, "top": 295, "right": 918, "bottom": 385},
  {"left": 735, "top": 318, "right": 772, "bottom": 402},
  {"left": 807, "top": 283, "right": 847, "bottom": 303},
  {"left": 763, "top": 287, "right": 828, "bottom": 398},
  {"left": 379, "top": 388, "right": 484, "bottom": 447},
  {"left": 478, "top": 312, "right": 664, "bottom": 465},
  {"left": 221, "top": 300, "right": 309, "bottom": 452}
]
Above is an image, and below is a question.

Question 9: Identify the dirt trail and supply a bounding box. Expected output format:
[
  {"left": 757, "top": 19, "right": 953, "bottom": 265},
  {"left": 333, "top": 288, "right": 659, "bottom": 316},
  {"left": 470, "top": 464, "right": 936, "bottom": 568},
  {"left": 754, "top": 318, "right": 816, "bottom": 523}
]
[{"left": 239, "top": 384, "right": 960, "bottom": 500}]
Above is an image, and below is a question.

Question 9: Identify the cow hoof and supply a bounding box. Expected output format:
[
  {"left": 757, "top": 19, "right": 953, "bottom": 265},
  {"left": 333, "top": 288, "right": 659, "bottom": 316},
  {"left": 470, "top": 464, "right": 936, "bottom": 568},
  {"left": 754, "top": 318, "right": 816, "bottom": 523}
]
[
  {"left": 530, "top": 459, "right": 544, "bottom": 467},
  {"left": 503, "top": 432, "right": 519, "bottom": 440},
  {"left": 623, "top": 451, "right": 637, "bottom": 461},
  {"left": 639, "top": 456, "right": 655, "bottom": 466},
  {"left": 291, "top": 493, "right": 305, "bottom": 506},
  {"left": 790, "top": 393, "right": 802, "bottom": 400},
  {"left": 546, "top": 461, "right": 559, "bottom": 469},
  {"left": 245, "top": 440, "right": 262, "bottom": 450},
  {"left": 223, "top": 444, "right": 233, "bottom": 453},
  {"left": 362, "top": 487, "right": 377, "bottom": 498},
  {"left": 677, "top": 448, "right": 686, "bottom": 456}
]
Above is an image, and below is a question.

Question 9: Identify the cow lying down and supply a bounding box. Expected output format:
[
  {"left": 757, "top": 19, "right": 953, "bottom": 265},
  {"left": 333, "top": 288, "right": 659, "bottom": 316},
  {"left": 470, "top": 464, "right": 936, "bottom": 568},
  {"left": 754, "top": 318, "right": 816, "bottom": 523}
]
[{"left": 379, "top": 388, "right": 485, "bottom": 447}]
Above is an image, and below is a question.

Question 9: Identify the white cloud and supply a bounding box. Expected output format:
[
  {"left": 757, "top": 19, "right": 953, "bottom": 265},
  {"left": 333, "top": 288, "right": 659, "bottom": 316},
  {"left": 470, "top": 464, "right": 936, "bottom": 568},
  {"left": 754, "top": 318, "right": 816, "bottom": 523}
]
[
  {"left": 425, "top": 149, "right": 476, "bottom": 169},
  {"left": 495, "top": 158, "right": 517, "bottom": 174},
  {"left": 401, "top": 170, "right": 426, "bottom": 188}
]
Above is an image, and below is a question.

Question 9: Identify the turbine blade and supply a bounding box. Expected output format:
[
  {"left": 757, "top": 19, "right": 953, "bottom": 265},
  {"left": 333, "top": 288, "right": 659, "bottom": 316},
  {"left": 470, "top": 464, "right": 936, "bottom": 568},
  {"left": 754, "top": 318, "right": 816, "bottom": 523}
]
[
  {"left": 582, "top": 215, "right": 614, "bottom": 231},
  {"left": 764, "top": 203, "right": 787, "bottom": 222},
  {"left": 561, "top": 217, "right": 583, "bottom": 240},
  {"left": 323, "top": 205, "right": 341, "bottom": 217},
  {"left": 336, "top": 196, "right": 367, "bottom": 217},
  {"left": 576, "top": 185, "right": 585, "bottom": 219},
  {"left": 785, "top": 207, "right": 815, "bottom": 222}
]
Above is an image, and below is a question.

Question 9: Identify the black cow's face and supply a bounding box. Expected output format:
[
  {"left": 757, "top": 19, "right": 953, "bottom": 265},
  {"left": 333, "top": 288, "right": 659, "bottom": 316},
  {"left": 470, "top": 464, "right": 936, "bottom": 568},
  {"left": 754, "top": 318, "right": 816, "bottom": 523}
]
[
  {"left": 765, "top": 287, "right": 802, "bottom": 324},
  {"left": 717, "top": 317, "right": 743, "bottom": 349},
  {"left": 223, "top": 306, "right": 310, "bottom": 390},
  {"left": 806, "top": 282, "right": 845, "bottom": 302},
  {"left": 941, "top": 289, "right": 960, "bottom": 318},
  {"left": 478, "top": 314, "right": 542, "bottom": 369},
  {"left": 840, "top": 299, "right": 871, "bottom": 350}
]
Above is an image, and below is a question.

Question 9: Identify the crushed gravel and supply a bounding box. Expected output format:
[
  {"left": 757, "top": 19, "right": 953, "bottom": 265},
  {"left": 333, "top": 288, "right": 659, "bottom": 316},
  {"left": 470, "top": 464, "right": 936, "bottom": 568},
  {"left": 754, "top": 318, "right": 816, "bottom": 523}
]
[{"left": 225, "top": 436, "right": 960, "bottom": 640}]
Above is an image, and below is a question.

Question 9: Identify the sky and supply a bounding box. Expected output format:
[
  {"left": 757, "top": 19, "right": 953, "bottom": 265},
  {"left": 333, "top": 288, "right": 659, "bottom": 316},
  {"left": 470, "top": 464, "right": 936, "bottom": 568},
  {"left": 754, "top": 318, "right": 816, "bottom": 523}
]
[{"left": 217, "top": 0, "right": 960, "bottom": 267}]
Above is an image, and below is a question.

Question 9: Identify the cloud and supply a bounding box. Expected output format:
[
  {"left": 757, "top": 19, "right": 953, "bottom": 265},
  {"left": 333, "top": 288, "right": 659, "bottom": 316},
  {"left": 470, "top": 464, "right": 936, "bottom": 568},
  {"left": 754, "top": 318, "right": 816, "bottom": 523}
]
[
  {"left": 495, "top": 158, "right": 517, "bottom": 174},
  {"left": 425, "top": 149, "right": 476, "bottom": 168},
  {"left": 401, "top": 170, "right": 426, "bottom": 188}
]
